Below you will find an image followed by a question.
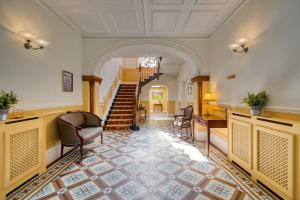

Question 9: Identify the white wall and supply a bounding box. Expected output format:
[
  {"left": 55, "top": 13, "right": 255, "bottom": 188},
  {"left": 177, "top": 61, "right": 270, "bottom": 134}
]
[
  {"left": 140, "top": 74, "right": 178, "bottom": 101},
  {"left": 0, "top": 0, "right": 82, "bottom": 109},
  {"left": 96, "top": 58, "right": 122, "bottom": 102},
  {"left": 209, "top": 0, "right": 300, "bottom": 112},
  {"left": 177, "top": 62, "right": 195, "bottom": 105}
]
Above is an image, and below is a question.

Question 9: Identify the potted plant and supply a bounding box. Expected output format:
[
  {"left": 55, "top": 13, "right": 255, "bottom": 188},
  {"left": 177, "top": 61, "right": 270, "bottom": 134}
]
[
  {"left": 242, "top": 91, "right": 268, "bottom": 116},
  {"left": 0, "top": 91, "right": 18, "bottom": 121}
]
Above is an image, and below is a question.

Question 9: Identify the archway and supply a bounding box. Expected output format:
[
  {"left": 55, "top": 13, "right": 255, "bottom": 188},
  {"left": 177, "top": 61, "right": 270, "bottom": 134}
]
[
  {"left": 148, "top": 84, "right": 169, "bottom": 113},
  {"left": 87, "top": 39, "right": 205, "bottom": 76}
]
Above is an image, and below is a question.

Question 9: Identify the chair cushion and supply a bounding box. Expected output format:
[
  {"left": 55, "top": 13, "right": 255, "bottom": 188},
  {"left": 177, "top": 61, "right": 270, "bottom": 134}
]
[
  {"left": 174, "top": 120, "right": 191, "bottom": 128},
  {"left": 78, "top": 127, "right": 103, "bottom": 140}
]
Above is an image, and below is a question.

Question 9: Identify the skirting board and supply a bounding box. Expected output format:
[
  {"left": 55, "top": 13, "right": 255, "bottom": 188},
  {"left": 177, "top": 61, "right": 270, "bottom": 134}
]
[
  {"left": 46, "top": 144, "right": 73, "bottom": 166},
  {"left": 194, "top": 130, "right": 228, "bottom": 155}
]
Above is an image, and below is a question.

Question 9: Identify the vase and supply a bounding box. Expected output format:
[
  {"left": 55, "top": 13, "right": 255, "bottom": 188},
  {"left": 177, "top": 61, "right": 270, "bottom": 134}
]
[
  {"left": 0, "top": 108, "right": 9, "bottom": 121},
  {"left": 250, "top": 106, "right": 262, "bottom": 116}
]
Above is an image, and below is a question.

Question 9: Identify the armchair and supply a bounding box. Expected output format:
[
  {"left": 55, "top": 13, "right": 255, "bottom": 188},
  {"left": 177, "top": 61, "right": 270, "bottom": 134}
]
[
  {"left": 57, "top": 111, "right": 103, "bottom": 159},
  {"left": 173, "top": 106, "right": 193, "bottom": 137}
]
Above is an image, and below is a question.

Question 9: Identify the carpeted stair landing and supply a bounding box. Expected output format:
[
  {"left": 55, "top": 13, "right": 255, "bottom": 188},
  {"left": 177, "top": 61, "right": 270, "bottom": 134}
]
[{"left": 104, "top": 84, "right": 136, "bottom": 130}]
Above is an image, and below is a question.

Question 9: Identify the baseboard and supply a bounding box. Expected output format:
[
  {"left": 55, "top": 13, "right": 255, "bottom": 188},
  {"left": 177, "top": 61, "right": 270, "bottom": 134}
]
[
  {"left": 46, "top": 143, "right": 73, "bottom": 166},
  {"left": 210, "top": 133, "right": 228, "bottom": 154},
  {"left": 194, "top": 130, "right": 207, "bottom": 142},
  {"left": 194, "top": 130, "right": 228, "bottom": 155},
  {"left": 102, "top": 80, "right": 121, "bottom": 124}
]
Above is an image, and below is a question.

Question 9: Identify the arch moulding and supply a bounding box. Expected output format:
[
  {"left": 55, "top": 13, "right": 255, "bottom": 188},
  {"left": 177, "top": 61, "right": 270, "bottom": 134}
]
[{"left": 86, "top": 39, "right": 205, "bottom": 75}]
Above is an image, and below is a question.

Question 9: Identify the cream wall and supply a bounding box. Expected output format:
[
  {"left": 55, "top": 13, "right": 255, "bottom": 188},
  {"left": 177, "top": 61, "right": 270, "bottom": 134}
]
[
  {"left": 97, "top": 58, "right": 122, "bottom": 102},
  {"left": 0, "top": 0, "right": 82, "bottom": 109},
  {"left": 140, "top": 74, "right": 178, "bottom": 101},
  {"left": 140, "top": 74, "right": 178, "bottom": 114},
  {"left": 209, "top": 0, "right": 300, "bottom": 113},
  {"left": 177, "top": 62, "right": 195, "bottom": 109}
]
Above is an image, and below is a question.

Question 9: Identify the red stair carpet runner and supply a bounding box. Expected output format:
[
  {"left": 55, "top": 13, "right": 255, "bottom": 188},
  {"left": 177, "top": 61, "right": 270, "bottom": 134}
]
[{"left": 104, "top": 84, "right": 136, "bottom": 130}]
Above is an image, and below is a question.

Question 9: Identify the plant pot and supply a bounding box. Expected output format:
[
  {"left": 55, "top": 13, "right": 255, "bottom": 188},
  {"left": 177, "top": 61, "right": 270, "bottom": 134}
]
[
  {"left": 250, "top": 106, "right": 262, "bottom": 116},
  {"left": 0, "top": 108, "right": 9, "bottom": 121}
]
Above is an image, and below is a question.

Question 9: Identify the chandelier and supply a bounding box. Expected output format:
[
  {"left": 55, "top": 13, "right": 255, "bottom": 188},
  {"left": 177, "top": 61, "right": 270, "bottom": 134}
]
[{"left": 139, "top": 57, "right": 158, "bottom": 68}]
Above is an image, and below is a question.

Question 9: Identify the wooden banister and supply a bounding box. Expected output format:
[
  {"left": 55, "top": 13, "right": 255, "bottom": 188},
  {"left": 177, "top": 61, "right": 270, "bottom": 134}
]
[{"left": 131, "top": 57, "right": 162, "bottom": 130}]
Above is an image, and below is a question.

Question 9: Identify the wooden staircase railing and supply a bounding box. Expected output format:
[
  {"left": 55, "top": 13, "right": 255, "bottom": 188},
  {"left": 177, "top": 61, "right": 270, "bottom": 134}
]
[{"left": 131, "top": 57, "right": 162, "bottom": 130}]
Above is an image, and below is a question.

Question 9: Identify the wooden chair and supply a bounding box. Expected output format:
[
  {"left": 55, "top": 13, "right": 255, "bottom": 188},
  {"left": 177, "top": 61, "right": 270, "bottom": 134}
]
[
  {"left": 57, "top": 111, "right": 103, "bottom": 160},
  {"left": 173, "top": 106, "right": 193, "bottom": 137}
]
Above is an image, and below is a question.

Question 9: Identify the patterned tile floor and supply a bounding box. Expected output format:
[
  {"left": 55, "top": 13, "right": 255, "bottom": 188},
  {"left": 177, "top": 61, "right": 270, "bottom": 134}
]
[{"left": 9, "top": 120, "right": 276, "bottom": 200}]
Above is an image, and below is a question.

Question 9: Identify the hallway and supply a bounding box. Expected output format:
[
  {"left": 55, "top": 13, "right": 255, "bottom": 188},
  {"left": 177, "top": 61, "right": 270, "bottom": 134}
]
[{"left": 9, "top": 120, "right": 274, "bottom": 200}]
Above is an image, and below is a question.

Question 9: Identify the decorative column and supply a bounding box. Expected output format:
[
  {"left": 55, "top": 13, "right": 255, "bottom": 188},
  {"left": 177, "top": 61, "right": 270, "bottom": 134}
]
[
  {"left": 191, "top": 75, "right": 210, "bottom": 141},
  {"left": 191, "top": 76, "right": 210, "bottom": 115},
  {"left": 82, "top": 76, "right": 102, "bottom": 114}
]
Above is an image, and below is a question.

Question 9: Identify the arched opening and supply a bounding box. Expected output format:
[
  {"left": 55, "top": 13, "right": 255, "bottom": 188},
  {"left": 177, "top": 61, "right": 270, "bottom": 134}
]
[
  {"left": 88, "top": 40, "right": 204, "bottom": 76},
  {"left": 148, "top": 84, "right": 168, "bottom": 114}
]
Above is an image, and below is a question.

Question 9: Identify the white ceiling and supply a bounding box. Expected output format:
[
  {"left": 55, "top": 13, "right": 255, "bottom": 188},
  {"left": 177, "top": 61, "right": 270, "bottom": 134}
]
[{"left": 39, "top": 0, "right": 244, "bottom": 38}]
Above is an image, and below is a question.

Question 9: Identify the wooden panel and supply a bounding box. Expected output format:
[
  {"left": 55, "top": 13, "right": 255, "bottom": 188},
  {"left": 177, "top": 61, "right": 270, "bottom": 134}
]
[
  {"left": 0, "top": 117, "right": 45, "bottom": 197},
  {"left": 228, "top": 118, "right": 253, "bottom": 173},
  {"left": 167, "top": 101, "right": 176, "bottom": 114},
  {"left": 253, "top": 125, "right": 294, "bottom": 200},
  {"left": 228, "top": 111, "right": 300, "bottom": 200}
]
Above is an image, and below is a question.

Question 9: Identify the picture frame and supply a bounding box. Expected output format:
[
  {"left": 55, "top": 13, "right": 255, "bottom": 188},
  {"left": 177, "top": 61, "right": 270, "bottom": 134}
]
[
  {"left": 62, "top": 70, "right": 73, "bottom": 92},
  {"left": 188, "top": 82, "right": 192, "bottom": 95}
]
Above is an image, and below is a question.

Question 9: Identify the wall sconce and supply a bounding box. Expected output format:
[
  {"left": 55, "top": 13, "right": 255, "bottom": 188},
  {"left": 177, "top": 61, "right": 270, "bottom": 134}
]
[
  {"left": 228, "top": 38, "right": 249, "bottom": 53},
  {"left": 19, "top": 31, "right": 50, "bottom": 50}
]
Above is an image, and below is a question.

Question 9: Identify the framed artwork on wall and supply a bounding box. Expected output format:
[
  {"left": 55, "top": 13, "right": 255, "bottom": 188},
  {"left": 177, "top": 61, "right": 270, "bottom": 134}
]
[
  {"left": 188, "top": 82, "right": 192, "bottom": 95},
  {"left": 62, "top": 70, "right": 73, "bottom": 92},
  {"left": 152, "top": 90, "right": 163, "bottom": 100}
]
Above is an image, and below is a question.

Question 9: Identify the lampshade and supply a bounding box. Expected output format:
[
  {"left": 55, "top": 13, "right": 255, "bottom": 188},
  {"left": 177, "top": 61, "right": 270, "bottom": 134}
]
[
  {"left": 228, "top": 43, "right": 238, "bottom": 50},
  {"left": 35, "top": 39, "right": 50, "bottom": 47},
  {"left": 236, "top": 38, "right": 247, "bottom": 45},
  {"left": 203, "top": 92, "right": 215, "bottom": 101},
  {"left": 19, "top": 31, "right": 36, "bottom": 40}
]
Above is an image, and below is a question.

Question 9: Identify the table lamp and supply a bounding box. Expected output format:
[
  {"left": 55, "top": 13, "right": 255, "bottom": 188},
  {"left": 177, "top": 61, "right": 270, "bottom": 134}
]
[{"left": 203, "top": 92, "right": 215, "bottom": 116}]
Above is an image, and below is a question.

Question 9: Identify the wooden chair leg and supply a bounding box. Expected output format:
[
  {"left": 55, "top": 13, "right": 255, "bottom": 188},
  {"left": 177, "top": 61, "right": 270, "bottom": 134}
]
[
  {"left": 180, "top": 127, "right": 183, "bottom": 137},
  {"left": 101, "top": 134, "right": 103, "bottom": 144},
  {"left": 80, "top": 144, "right": 83, "bottom": 160},
  {"left": 61, "top": 144, "right": 64, "bottom": 158}
]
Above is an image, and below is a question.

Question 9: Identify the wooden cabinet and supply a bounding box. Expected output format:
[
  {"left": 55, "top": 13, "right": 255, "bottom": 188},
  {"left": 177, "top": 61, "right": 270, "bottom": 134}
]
[
  {"left": 0, "top": 116, "right": 46, "bottom": 199},
  {"left": 228, "top": 112, "right": 299, "bottom": 200}
]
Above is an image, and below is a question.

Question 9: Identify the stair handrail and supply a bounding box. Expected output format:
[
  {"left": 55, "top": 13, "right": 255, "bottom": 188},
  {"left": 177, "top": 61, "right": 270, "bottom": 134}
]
[
  {"left": 132, "top": 65, "right": 142, "bottom": 129},
  {"left": 157, "top": 57, "right": 162, "bottom": 80}
]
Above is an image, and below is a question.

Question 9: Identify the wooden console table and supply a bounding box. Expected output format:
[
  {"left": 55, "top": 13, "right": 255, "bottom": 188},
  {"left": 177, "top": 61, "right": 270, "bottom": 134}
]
[
  {"left": 153, "top": 103, "right": 163, "bottom": 112},
  {"left": 192, "top": 114, "right": 227, "bottom": 157}
]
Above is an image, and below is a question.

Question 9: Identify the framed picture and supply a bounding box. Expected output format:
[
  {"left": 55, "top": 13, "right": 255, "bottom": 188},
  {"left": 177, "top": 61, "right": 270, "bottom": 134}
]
[
  {"left": 62, "top": 70, "right": 73, "bottom": 92},
  {"left": 188, "top": 82, "right": 192, "bottom": 95},
  {"left": 152, "top": 90, "right": 163, "bottom": 100}
]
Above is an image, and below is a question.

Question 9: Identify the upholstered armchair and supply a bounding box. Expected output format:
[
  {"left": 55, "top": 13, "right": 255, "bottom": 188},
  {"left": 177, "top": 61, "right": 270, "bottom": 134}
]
[
  {"left": 173, "top": 106, "right": 193, "bottom": 137},
  {"left": 57, "top": 111, "right": 103, "bottom": 159}
]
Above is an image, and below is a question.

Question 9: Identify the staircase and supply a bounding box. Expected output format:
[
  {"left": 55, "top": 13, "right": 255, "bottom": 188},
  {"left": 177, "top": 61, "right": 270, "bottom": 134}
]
[
  {"left": 104, "top": 84, "right": 136, "bottom": 130},
  {"left": 141, "top": 72, "right": 164, "bottom": 87},
  {"left": 104, "top": 57, "right": 163, "bottom": 131}
]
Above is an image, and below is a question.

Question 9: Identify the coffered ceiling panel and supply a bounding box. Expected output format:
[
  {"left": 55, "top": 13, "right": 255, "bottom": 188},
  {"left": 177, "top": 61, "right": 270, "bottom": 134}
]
[
  {"left": 38, "top": 0, "right": 245, "bottom": 37},
  {"left": 183, "top": 11, "right": 218, "bottom": 33},
  {"left": 152, "top": 11, "right": 180, "bottom": 32},
  {"left": 108, "top": 10, "right": 140, "bottom": 32}
]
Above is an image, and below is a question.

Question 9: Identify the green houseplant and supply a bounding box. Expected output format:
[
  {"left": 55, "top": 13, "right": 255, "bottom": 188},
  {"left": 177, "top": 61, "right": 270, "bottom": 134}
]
[
  {"left": 0, "top": 91, "right": 18, "bottom": 120},
  {"left": 242, "top": 91, "right": 268, "bottom": 116}
]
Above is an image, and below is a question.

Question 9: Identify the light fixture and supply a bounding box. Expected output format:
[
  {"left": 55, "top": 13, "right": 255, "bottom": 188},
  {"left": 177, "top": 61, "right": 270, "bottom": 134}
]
[
  {"left": 228, "top": 37, "right": 249, "bottom": 53},
  {"left": 202, "top": 92, "right": 215, "bottom": 116},
  {"left": 151, "top": 85, "right": 161, "bottom": 88},
  {"left": 19, "top": 31, "right": 50, "bottom": 50},
  {"left": 139, "top": 57, "right": 162, "bottom": 68}
]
